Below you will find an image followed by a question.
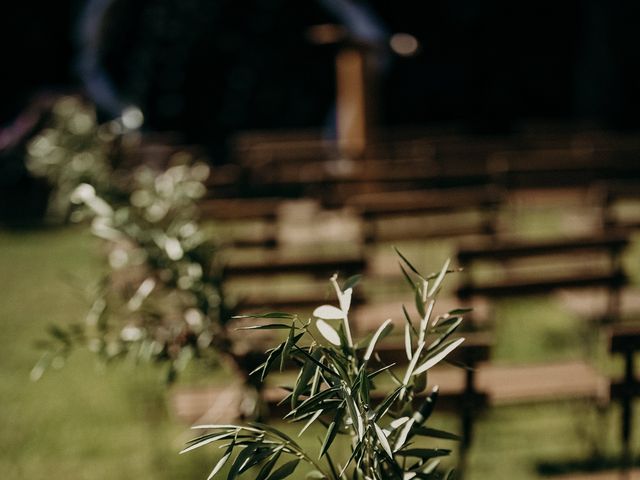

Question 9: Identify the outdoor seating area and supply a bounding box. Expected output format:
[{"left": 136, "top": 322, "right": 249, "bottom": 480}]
[{"left": 3, "top": 3, "right": 640, "bottom": 480}]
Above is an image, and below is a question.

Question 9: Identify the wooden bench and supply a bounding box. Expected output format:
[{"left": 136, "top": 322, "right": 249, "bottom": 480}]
[
  {"left": 223, "top": 250, "right": 366, "bottom": 312},
  {"left": 598, "top": 181, "right": 640, "bottom": 233},
  {"left": 456, "top": 233, "right": 629, "bottom": 326},
  {"left": 345, "top": 186, "right": 502, "bottom": 243},
  {"left": 453, "top": 233, "right": 630, "bottom": 471},
  {"left": 171, "top": 331, "right": 492, "bottom": 472},
  {"left": 608, "top": 325, "right": 640, "bottom": 472}
]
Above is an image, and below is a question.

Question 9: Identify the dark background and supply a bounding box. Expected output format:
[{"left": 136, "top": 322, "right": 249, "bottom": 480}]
[{"left": 2, "top": 0, "right": 640, "bottom": 144}]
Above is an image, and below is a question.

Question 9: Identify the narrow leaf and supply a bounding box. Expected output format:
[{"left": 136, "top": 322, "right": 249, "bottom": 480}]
[
  {"left": 256, "top": 450, "right": 282, "bottom": 480},
  {"left": 402, "top": 342, "right": 425, "bottom": 386},
  {"left": 343, "top": 274, "right": 362, "bottom": 291},
  {"left": 206, "top": 444, "right": 233, "bottom": 480},
  {"left": 319, "top": 408, "right": 343, "bottom": 458},
  {"left": 394, "top": 418, "right": 415, "bottom": 452},
  {"left": 404, "top": 323, "right": 413, "bottom": 361},
  {"left": 394, "top": 247, "right": 421, "bottom": 277},
  {"left": 375, "top": 385, "right": 404, "bottom": 420},
  {"left": 395, "top": 448, "right": 450, "bottom": 458},
  {"left": 414, "top": 287, "right": 426, "bottom": 318},
  {"left": 374, "top": 423, "right": 393, "bottom": 459},
  {"left": 180, "top": 431, "right": 235, "bottom": 454},
  {"left": 236, "top": 324, "right": 296, "bottom": 331},
  {"left": 427, "top": 258, "right": 450, "bottom": 298},
  {"left": 364, "top": 319, "right": 393, "bottom": 361},
  {"left": 299, "top": 409, "right": 323, "bottom": 437},
  {"left": 399, "top": 263, "right": 417, "bottom": 289},
  {"left": 413, "top": 338, "right": 465, "bottom": 376},
  {"left": 292, "top": 349, "right": 321, "bottom": 409},
  {"left": 233, "top": 312, "right": 296, "bottom": 319},
  {"left": 267, "top": 459, "right": 300, "bottom": 480},
  {"left": 402, "top": 304, "right": 418, "bottom": 336},
  {"left": 413, "top": 426, "right": 461, "bottom": 441}
]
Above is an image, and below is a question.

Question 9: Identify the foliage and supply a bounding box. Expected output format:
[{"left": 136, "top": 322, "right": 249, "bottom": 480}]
[
  {"left": 32, "top": 160, "right": 224, "bottom": 382},
  {"left": 183, "top": 255, "right": 466, "bottom": 480},
  {"left": 25, "top": 96, "right": 117, "bottom": 222},
  {"left": 28, "top": 97, "right": 227, "bottom": 383}
]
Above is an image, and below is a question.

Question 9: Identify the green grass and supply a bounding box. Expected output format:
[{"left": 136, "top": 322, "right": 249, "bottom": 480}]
[
  {"left": 0, "top": 228, "right": 212, "bottom": 480},
  {"left": 0, "top": 227, "right": 638, "bottom": 479}
]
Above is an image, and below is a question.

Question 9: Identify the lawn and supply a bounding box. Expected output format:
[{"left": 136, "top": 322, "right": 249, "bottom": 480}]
[{"left": 0, "top": 226, "right": 637, "bottom": 479}]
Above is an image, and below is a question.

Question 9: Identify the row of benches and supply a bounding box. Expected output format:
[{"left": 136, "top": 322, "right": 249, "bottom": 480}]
[
  {"left": 172, "top": 324, "right": 638, "bottom": 477},
  {"left": 156, "top": 129, "right": 640, "bottom": 474},
  {"left": 172, "top": 230, "right": 640, "bottom": 475}
]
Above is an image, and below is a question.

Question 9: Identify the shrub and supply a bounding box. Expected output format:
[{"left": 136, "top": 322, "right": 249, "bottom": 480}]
[
  {"left": 25, "top": 96, "right": 116, "bottom": 223},
  {"left": 182, "top": 256, "right": 465, "bottom": 480}
]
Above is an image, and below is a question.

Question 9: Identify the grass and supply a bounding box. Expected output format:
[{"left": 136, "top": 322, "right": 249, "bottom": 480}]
[
  {"left": 0, "top": 226, "right": 638, "bottom": 479},
  {"left": 0, "top": 228, "right": 212, "bottom": 480}
]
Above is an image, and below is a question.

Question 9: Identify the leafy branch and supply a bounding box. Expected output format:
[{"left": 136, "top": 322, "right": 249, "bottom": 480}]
[{"left": 184, "top": 253, "right": 466, "bottom": 480}]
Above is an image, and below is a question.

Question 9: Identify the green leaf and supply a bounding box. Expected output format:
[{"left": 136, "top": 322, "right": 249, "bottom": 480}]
[
  {"left": 420, "top": 459, "right": 441, "bottom": 475},
  {"left": 375, "top": 385, "right": 404, "bottom": 420},
  {"left": 292, "top": 349, "right": 322, "bottom": 409},
  {"left": 338, "top": 288, "right": 352, "bottom": 313},
  {"left": 180, "top": 431, "right": 236, "bottom": 454},
  {"left": 249, "top": 422, "right": 302, "bottom": 450},
  {"left": 394, "top": 247, "right": 422, "bottom": 277},
  {"left": 447, "top": 308, "right": 473, "bottom": 315},
  {"left": 293, "top": 346, "right": 337, "bottom": 378},
  {"left": 402, "top": 304, "right": 417, "bottom": 336},
  {"left": 427, "top": 258, "right": 450, "bottom": 298},
  {"left": 313, "top": 305, "right": 344, "bottom": 320},
  {"left": 205, "top": 443, "right": 234, "bottom": 480},
  {"left": 240, "top": 447, "right": 276, "bottom": 473},
  {"left": 233, "top": 312, "right": 297, "bottom": 319},
  {"left": 287, "top": 387, "right": 340, "bottom": 419},
  {"left": 363, "top": 319, "right": 393, "bottom": 361},
  {"left": 261, "top": 343, "right": 285, "bottom": 380},
  {"left": 412, "top": 426, "right": 461, "bottom": 441},
  {"left": 338, "top": 438, "right": 365, "bottom": 477},
  {"left": 402, "top": 341, "right": 425, "bottom": 386},
  {"left": 344, "top": 392, "right": 364, "bottom": 440},
  {"left": 444, "top": 468, "right": 457, "bottom": 480},
  {"left": 267, "top": 459, "right": 300, "bottom": 480},
  {"left": 414, "top": 287, "right": 426, "bottom": 318},
  {"left": 316, "top": 319, "right": 341, "bottom": 346},
  {"left": 395, "top": 448, "right": 451, "bottom": 458},
  {"left": 236, "top": 324, "right": 296, "bottom": 331},
  {"left": 256, "top": 450, "right": 282, "bottom": 480},
  {"left": 398, "top": 263, "right": 417, "bottom": 289},
  {"left": 394, "top": 418, "right": 415, "bottom": 452},
  {"left": 412, "top": 387, "right": 439, "bottom": 425},
  {"left": 404, "top": 323, "right": 413, "bottom": 361},
  {"left": 298, "top": 409, "right": 323, "bottom": 437},
  {"left": 343, "top": 274, "right": 362, "bottom": 291},
  {"left": 413, "top": 338, "right": 465, "bottom": 376},
  {"left": 367, "top": 363, "right": 397, "bottom": 380},
  {"left": 228, "top": 444, "right": 259, "bottom": 480},
  {"left": 319, "top": 408, "right": 342, "bottom": 458},
  {"left": 374, "top": 423, "right": 393, "bottom": 459},
  {"left": 427, "top": 317, "right": 462, "bottom": 351},
  {"left": 306, "top": 471, "right": 326, "bottom": 479},
  {"left": 281, "top": 324, "right": 296, "bottom": 371}
]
